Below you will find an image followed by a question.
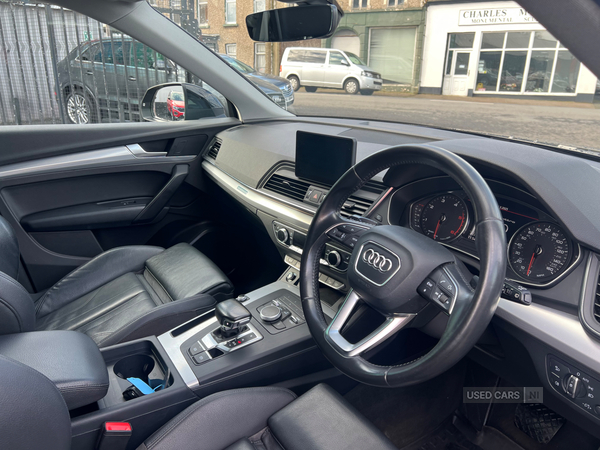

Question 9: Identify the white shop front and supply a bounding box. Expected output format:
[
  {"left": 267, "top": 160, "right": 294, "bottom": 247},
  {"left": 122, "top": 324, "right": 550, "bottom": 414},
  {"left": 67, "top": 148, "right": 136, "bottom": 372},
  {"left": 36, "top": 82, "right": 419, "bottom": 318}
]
[{"left": 420, "top": 1, "right": 598, "bottom": 102}]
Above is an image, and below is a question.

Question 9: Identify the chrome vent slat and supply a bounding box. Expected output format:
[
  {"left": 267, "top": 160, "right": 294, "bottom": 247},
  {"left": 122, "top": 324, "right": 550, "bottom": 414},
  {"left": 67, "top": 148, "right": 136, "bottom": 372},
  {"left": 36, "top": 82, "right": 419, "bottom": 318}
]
[
  {"left": 263, "top": 172, "right": 386, "bottom": 216},
  {"left": 594, "top": 273, "right": 600, "bottom": 324},
  {"left": 207, "top": 138, "right": 222, "bottom": 159}
]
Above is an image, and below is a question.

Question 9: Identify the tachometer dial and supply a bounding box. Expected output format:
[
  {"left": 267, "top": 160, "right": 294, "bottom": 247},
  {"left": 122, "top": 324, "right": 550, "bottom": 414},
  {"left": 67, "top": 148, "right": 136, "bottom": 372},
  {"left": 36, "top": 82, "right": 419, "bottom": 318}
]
[
  {"left": 420, "top": 194, "right": 468, "bottom": 242},
  {"left": 509, "top": 222, "right": 571, "bottom": 281}
]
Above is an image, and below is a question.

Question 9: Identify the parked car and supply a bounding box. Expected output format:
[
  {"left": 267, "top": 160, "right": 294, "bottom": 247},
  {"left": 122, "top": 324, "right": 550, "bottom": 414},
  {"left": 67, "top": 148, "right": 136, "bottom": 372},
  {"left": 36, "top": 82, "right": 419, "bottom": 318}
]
[
  {"left": 166, "top": 90, "right": 185, "bottom": 119},
  {"left": 280, "top": 47, "right": 382, "bottom": 95},
  {"left": 218, "top": 54, "right": 294, "bottom": 109},
  {"left": 56, "top": 38, "right": 177, "bottom": 124}
]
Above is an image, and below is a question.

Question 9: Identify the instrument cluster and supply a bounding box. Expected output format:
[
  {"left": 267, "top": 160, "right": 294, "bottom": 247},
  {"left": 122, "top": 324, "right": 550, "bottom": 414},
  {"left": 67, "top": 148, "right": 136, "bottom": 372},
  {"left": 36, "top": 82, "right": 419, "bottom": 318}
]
[{"left": 403, "top": 189, "right": 579, "bottom": 287}]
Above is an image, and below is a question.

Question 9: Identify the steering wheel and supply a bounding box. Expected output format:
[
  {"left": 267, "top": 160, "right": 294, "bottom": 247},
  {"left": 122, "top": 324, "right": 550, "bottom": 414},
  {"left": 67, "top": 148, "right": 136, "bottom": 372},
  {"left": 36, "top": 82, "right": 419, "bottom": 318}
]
[{"left": 299, "top": 144, "right": 507, "bottom": 387}]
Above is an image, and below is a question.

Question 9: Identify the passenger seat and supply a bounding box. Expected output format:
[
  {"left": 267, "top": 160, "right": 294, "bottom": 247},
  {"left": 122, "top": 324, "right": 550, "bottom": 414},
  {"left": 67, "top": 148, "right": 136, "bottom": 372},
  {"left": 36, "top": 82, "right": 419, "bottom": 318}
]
[{"left": 0, "top": 216, "right": 233, "bottom": 347}]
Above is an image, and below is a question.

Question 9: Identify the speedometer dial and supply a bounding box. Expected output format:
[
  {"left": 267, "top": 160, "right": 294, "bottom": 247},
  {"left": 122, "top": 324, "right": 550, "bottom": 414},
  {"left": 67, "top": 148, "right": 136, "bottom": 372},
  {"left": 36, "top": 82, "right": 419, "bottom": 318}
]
[
  {"left": 420, "top": 194, "right": 468, "bottom": 242},
  {"left": 508, "top": 222, "right": 571, "bottom": 282}
]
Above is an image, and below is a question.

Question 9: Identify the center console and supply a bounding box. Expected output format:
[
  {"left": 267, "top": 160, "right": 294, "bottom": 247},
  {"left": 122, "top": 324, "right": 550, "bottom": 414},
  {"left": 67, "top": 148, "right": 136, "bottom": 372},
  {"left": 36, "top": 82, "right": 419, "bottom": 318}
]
[{"left": 59, "top": 280, "right": 338, "bottom": 449}]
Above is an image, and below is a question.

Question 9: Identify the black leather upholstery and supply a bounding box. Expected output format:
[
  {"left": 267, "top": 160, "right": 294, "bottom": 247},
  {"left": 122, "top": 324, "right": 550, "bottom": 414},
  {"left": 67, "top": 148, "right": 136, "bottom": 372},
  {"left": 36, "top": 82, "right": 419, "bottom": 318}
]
[
  {"left": 0, "top": 331, "right": 109, "bottom": 410},
  {"left": 269, "top": 384, "right": 397, "bottom": 450},
  {"left": 0, "top": 215, "right": 20, "bottom": 280},
  {"left": 0, "top": 355, "right": 71, "bottom": 450},
  {"left": 138, "top": 384, "right": 397, "bottom": 450},
  {"left": 0, "top": 215, "right": 233, "bottom": 345}
]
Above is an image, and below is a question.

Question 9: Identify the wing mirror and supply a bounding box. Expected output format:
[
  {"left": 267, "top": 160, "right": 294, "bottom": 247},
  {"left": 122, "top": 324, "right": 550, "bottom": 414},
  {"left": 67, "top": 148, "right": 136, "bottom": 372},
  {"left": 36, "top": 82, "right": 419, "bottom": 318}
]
[
  {"left": 341, "top": 60, "right": 350, "bottom": 66},
  {"left": 141, "top": 83, "right": 226, "bottom": 122},
  {"left": 246, "top": 4, "right": 343, "bottom": 42}
]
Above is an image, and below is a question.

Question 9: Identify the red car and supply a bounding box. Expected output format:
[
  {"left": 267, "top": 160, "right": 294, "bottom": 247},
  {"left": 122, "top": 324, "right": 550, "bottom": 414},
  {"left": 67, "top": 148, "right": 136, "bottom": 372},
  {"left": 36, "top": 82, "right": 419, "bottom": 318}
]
[{"left": 166, "top": 90, "right": 185, "bottom": 119}]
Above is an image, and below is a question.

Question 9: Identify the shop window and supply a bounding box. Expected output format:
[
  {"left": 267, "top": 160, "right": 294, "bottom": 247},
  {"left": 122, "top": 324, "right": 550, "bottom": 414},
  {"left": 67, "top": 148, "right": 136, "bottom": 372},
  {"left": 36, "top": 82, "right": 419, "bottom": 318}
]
[
  {"left": 254, "top": 43, "right": 266, "bottom": 73},
  {"left": 525, "top": 51, "right": 554, "bottom": 92},
  {"left": 533, "top": 31, "right": 558, "bottom": 49},
  {"left": 352, "top": 0, "right": 367, "bottom": 9},
  {"left": 481, "top": 33, "right": 504, "bottom": 49},
  {"left": 505, "top": 32, "right": 530, "bottom": 49},
  {"left": 225, "top": 0, "right": 236, "bottom": 24},
  {"left": 476, "top": 52, "right": 501, "bottom": 91},
  {"left": 500, "top": 51, "right": 527, "bottom": 91},
  {"left": 478, "top": 31, "right": 581, "bottom": 94},
  {"left": 449, "top": 33, "right": 474, "bottom": 49},
  {"left": 552, "top": 51, "right": 580, "bottom": 93},
  {"left": 369, "top": 27, "right": 416, "bottom": 84},
  {"left": 198, "top": 1, "right": 207, "bottom": 25}
]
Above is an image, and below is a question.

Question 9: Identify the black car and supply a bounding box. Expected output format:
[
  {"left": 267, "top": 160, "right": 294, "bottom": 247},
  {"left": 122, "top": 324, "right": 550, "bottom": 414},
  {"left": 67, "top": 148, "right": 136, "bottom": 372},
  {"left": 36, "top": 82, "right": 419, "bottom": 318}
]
[
  {"left": 219, "top": 54, "right": 294, "bottom": 109},
  {"left": 56, "top": 38, "right": 176, "bottom": 123}
]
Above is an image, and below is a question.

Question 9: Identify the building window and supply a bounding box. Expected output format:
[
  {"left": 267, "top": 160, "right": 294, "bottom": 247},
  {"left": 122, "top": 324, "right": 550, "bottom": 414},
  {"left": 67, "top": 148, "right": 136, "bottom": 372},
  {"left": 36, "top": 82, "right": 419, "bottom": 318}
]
[
  {"left": 225, "top": 43, "right": 237, "bottom": 57},
  {"left": 476, "top": 31, "right": 580, "bottom": 94},
  {"left": 254, "top": 0, "right": 266, "bottom": 13},
  {"left": 387, "top": 0, "right": 404, "bottom": 6},
  {"left": 368, "top": 27, "right": 416, "bottom": 84},
  {"left": 225, "top": 0, "right": 236, "bottom": 24},
  {"left": 198, "top": 1, "right": 207, "bottom": 25},
  {"left": 171, "top": 0, "right": 181, "bottom": 9},
  {"left": 352, "top": 0, "right": 367, "bottom": 9},
  {"left": 255, "top": 43, "right": 266, "bottom": 73}
]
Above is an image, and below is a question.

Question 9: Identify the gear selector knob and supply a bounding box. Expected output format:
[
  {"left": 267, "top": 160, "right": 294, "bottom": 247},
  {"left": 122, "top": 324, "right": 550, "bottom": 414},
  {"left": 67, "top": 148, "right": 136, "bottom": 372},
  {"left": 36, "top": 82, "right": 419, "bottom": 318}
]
[{"left": 215, "top": 299, "right": 252, "bottom": 338}]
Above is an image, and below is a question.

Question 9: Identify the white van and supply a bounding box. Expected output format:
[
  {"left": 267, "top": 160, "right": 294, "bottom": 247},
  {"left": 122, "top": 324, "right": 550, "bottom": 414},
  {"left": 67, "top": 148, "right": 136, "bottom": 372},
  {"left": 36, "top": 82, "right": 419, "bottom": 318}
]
[{"left": 280, "top": 47, "right": 382, "bottom": 95}]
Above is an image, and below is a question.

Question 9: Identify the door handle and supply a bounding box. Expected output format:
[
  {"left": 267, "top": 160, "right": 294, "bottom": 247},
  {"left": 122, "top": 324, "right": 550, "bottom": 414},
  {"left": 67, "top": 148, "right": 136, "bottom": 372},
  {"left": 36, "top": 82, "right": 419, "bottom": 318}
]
[
  {"left": 128, "top": 76, "right": 137, "bottom": 81},
  {"left": 134, "top": 165, "right": 189, "bottom": 223},
  {"left": 86, "top": 70, "right": 93, "bottom": 75}
]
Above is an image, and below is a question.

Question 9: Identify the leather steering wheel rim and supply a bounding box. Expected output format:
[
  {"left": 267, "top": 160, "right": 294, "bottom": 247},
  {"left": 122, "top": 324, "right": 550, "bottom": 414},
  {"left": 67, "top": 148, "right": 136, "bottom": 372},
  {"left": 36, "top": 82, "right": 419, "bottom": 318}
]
[{"left": 299, "top": 144, "right": 507, "bottom": 388}]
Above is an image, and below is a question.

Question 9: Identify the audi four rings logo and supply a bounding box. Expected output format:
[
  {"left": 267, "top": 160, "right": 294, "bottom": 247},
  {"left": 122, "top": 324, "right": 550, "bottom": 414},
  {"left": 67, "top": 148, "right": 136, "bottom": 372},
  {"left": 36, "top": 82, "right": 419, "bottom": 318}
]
[{"left": 362, "top": 248, "right": 393, "bottom": 272}]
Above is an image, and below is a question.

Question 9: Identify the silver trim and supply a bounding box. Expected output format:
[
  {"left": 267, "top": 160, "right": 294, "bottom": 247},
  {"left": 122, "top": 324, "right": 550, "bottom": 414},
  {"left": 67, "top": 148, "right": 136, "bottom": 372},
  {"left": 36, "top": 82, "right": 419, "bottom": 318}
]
[
  {"left": 126, "top": 143, "right": 168, "bottom": 157},
  {"left": 496, "top": 298, "right": 600, "bottom": 376},
  {"left": 578, "top": 253, "right": 600, "bottom": 340},
  {"left": 325, "top": 290, "right": 415, "bottom": 357},
  {"left": 0, "top": 145, "right": 195, "bottom": 181},
  {"left": 354, "top": 241, "right": 401, "bottom": 287}
]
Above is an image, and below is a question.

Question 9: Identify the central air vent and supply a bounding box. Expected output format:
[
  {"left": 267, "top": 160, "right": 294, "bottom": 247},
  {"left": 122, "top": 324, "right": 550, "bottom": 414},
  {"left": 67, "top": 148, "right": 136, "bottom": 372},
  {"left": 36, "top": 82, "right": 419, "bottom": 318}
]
[
  {"left": 264, "top": 172, "right": 388, "bottom": 218},
  {"left": 594, "top": 272, "right": 600, "bottom": 323},
  {"left": 207, "top": 138, "right": 222, "bottom": 159},
  {"left": 264, "top": 174, "right": 311, "bottom": 202}
]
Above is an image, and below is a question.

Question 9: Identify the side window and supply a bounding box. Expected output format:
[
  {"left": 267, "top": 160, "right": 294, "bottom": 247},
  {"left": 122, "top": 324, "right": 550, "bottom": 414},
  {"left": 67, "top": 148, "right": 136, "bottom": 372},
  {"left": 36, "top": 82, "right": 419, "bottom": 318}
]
[
  {"left": 305, "top": 51, "right": 327, "bottom": 64},
  {"left": 287, "top": 50, "right": 304, "bottom": 63},
  {"left": 329, "top": 52, "right": 347, "bottom": 65},
  {"left": 0, "top": 1, "right": 227, "bottom": 125}
]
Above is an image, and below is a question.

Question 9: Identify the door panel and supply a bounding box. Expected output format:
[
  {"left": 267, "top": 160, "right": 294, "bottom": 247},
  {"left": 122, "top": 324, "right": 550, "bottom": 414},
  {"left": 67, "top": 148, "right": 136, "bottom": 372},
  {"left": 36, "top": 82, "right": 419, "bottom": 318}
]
[{"left": 0, "top": 118, "right": 239, "bottom": 291}]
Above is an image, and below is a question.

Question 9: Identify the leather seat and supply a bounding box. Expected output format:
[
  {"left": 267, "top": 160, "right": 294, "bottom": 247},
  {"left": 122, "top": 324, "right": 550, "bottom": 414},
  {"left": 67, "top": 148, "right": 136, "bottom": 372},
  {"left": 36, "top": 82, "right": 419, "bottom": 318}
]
[
  {"left": 0, "top": 216, "right": 233, "bottom": 347},
  {"left": 0, "top": 354, "right": 397, "bottom": 450},
  {"left": 145, "top": 384, "right": 398, "bottom": 450}
]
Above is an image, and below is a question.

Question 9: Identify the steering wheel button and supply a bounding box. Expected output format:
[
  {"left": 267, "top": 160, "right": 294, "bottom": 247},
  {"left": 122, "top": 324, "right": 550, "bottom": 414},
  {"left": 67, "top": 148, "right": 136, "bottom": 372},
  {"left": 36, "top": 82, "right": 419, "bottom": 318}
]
[{"left": 418, "top": 279, "right": 434, "bottom": 298}]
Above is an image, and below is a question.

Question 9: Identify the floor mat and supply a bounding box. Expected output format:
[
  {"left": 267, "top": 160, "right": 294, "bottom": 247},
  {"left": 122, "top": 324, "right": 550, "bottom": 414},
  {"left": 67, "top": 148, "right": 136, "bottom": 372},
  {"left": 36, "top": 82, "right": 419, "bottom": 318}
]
[
  {"left": 344, "top": 361, "right": 467, "bottom": 449},
  {"left": 403, "top": 419, "right": 483, "bottom": 450}
]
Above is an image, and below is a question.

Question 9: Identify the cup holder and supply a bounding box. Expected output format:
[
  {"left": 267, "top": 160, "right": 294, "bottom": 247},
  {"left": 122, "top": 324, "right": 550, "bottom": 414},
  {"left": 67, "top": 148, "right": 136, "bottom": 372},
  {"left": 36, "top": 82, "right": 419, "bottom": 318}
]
[{"left": 113, "top": 354, "right": 155, "bottom": 384}]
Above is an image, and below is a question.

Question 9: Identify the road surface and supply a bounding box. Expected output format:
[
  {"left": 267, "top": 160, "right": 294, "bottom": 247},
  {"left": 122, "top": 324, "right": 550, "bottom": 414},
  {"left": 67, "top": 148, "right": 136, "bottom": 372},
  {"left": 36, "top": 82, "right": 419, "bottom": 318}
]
[{"left": 291, "top": 92, "right": 600, "bottom": 151}]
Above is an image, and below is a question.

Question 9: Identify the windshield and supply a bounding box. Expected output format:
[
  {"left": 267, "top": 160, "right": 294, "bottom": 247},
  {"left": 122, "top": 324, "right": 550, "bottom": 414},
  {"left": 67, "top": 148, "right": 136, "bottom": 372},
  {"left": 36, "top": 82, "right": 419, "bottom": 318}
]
[
  {"left": 164, "top": 2, "right": 599, "bottom": 153},
  {"left": 170, "top": 92, "right": 184, "bottom": 102}
]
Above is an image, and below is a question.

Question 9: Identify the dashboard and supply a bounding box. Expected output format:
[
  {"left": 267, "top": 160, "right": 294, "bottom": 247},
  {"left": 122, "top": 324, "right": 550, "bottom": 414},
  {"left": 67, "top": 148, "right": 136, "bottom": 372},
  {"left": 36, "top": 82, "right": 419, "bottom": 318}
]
[{"left": 200, "top": 117, "right": 600, "bottom": 434}]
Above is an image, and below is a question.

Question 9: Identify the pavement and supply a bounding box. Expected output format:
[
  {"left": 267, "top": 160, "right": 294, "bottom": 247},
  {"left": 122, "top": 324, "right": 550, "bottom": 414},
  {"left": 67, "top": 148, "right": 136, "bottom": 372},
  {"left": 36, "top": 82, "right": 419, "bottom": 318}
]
[{"left": 291, "top": 90, "right": 600, "bottom": 151}]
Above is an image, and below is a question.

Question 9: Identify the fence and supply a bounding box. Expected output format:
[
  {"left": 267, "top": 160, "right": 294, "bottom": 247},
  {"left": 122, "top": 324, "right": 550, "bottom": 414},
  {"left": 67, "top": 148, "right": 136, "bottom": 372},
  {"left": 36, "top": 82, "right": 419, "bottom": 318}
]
[{"left": 0, "top": 1, "right": 193, "bottom": 125}]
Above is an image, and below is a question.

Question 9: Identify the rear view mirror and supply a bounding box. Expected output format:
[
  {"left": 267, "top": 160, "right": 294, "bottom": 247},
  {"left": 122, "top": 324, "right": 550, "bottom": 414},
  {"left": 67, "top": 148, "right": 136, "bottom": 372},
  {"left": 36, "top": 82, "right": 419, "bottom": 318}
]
[
  {"left": 246, "top": 4, "right": 342, "bottom": 42},
  {"left": 141, "top": 83, "right": 226, "bottom": 122}
]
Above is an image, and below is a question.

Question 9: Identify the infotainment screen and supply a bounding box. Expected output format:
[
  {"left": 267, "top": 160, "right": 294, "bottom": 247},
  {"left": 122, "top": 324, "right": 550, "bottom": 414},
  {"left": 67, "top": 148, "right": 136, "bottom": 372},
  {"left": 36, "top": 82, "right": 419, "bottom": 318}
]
[{"left": 295, "top": 131, "right": 356, "bottom": 186}]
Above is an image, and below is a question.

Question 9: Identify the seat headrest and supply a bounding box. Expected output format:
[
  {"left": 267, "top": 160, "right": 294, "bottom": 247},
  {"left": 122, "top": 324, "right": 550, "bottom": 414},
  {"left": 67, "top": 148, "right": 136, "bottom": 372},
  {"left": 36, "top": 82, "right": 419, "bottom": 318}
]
[{"left": 0, "top": 215, "right": 19, "bottom": 280}]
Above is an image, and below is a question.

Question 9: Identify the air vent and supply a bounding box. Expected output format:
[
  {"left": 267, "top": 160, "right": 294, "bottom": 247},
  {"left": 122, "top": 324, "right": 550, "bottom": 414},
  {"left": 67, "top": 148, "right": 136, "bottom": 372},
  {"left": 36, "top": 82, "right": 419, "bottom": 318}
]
[
  {"left": 263, "top": 172, "right": 387, "bottom": 216},
  {"left": 341, "top": 196, "right": 374, "bottom": 218},
  {"left": 207, "top": 138, "right": 222, "bottom": 159},
  {"left": 264, "top": 174, "right": 311, "bottom": 202},
  {"left": 594, "top": 273, "right": 600, "bottom": 323}
]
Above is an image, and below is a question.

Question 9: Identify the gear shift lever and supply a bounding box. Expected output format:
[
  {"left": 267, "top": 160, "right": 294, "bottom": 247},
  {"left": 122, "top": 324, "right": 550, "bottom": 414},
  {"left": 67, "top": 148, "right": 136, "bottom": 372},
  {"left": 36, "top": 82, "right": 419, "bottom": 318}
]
[{"left": 215, "top": 299, "right": 252, "bottom": 338}]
